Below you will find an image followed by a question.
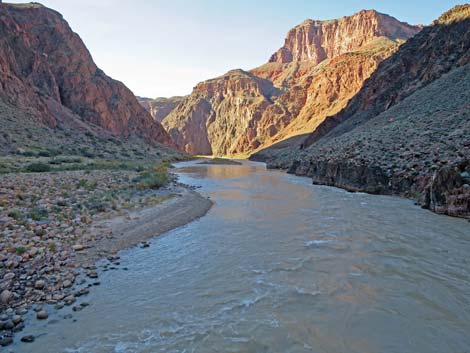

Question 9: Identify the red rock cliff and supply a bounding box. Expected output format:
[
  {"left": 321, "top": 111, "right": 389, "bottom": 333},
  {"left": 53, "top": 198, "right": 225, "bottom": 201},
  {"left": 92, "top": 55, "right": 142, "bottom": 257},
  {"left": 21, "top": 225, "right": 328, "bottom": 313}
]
[
  {"left": 0, "top": 3, "right": 173, "bottom": 146},
  {"left": 269, "top": 10, "right": 418, "bottom": 64}
]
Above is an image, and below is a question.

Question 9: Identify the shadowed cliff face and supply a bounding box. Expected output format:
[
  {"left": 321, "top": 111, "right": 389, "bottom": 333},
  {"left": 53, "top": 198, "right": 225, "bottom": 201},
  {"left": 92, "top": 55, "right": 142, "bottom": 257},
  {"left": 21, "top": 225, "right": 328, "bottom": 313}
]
[
  {"left": 159, "top": 10, "right": 419, "bottom": 156},
  {"left": 138, "top": 96, "right": 184, "bottom": 123},
  {"left": 0, "top": 3, "right": 174, "bottom": 146}
]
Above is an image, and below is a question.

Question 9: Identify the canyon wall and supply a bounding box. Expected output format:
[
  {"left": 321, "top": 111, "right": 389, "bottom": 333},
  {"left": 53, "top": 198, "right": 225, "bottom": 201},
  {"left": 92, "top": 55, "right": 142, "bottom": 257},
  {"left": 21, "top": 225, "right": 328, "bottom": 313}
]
[
  {"left": 0, "top": 3, "right": 174, "bottom": 147},
  {"left": 158, "top": 10, "right": 419, "bottom": 156}
]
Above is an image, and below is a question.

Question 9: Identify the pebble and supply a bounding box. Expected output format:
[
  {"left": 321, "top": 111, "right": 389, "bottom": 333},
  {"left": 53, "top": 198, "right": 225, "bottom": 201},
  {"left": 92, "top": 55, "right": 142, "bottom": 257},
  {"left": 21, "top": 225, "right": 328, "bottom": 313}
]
[
  {"left": 34, "top": 279, "right": 46, "bottom": 289},
  {"left": 21, "top": 335, "right": 35, "bottom": 343},
  {"left": 64, "top": 295, "right": 76, "bottom": 305},
  {"left": 3, "top": 319, "right": 14, "bottom": 330},
  {"left": 3, "top": 272, "right": 15, "bottom": 281},
  {"left": 72, "top": 305, "right": 83, "bottom": 312},
  {"left": 13, "top": 322, "right": 25, "bottom": 332},
  {"left": 0, "top": 337, "right": 13, "bottom": 347},
  {"left": 72, "top": 244, "right": 85, "bottom": 251},
  {"left": 12, "top": 315, "right": 22, "bottom": 325},
  {"left": 87, "top": 271, "right": 98, "bottom": 279},
  {"left": 0, "top": 290, "right": 12, "bottom": 304},
  {"left": 36, "top": 310, "right": 48, "bottom": 320}
]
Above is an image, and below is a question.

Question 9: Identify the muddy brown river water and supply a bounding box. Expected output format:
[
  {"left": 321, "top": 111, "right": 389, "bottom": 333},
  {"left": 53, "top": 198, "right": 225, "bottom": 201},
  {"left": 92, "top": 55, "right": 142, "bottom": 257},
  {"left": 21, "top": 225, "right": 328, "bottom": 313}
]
[{"left": 12, "top": 161, "right": 470, "bottom": 353}]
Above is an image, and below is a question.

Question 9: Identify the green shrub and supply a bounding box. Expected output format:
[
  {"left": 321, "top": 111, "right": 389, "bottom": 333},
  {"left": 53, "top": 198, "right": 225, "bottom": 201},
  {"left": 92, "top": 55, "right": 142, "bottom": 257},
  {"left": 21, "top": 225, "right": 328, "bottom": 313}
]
[
  {"left": 15, "top": 246, "right": 26, "bottom": 255},
  {"left": 134, "top": 163, "right": 170, "bottom": 190},
  {"left": 29, "top": 208, "right": 48, "bottom": 221},
  {"left": 8, "top": 209, "right": 23, "bottom": 220},
  {"left": 21, "top": 150, "right": 36, "bottom": 157},
  {"left": 79, "top": 148, "right": 95, "bottom": 158},
  {"left": 37, "top": 149, "right": 60, "bottom": 157},
  {"left": 25, "top": 162, "right": 51, "bottom": 173}
]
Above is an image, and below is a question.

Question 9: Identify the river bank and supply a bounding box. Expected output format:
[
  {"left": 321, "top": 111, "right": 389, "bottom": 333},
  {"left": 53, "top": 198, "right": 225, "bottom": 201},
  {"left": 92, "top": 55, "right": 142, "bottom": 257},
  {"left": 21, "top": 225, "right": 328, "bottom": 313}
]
[
  {"left": 9, "top": 160, "right": 470, "bottom": 353},
  {"left": 0, "top": 169, "right": 212, "bottom": 347}
]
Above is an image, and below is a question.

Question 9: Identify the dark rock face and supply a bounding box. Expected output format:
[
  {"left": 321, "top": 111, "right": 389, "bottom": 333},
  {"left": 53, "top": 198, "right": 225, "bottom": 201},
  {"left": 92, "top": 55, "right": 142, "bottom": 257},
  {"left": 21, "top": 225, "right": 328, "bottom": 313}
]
[
  {"left": 423, "top": 162, "right": 470, "bottom": 217},
  {"left": 0, "top": 3, "right": 173, "bottom": 146}
]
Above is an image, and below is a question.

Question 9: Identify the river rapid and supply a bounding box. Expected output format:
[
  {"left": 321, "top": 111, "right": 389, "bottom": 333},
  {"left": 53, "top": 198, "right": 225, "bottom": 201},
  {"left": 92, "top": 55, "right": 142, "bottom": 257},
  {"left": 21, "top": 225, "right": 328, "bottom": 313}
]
[{"left": 13, "top": 161, "right": 470, "bottom": 353}]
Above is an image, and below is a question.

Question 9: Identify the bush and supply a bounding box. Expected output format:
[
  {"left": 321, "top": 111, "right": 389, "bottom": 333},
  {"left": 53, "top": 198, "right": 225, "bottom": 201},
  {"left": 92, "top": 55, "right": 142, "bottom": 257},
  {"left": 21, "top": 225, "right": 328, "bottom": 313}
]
[
  {"left": 37, "top": 149, "right": 60, "bottom": 157},
  {"left": 29, "top": 208, "right": 49, "bottom": 221},
  {"left": 8, "top": 209, "right": 23, "bottom": 220},
  {"left": 134, "top": 163, "right": 170, "bottom": 190},
  {"left": 15, "top": 247, "right": 26, "bottom": 255},
  {"left": 26, "top": 162, "right": 51, "bottom": 173},
  {"left": 49, "top": 157, "right": 83, "bottom": 165}
]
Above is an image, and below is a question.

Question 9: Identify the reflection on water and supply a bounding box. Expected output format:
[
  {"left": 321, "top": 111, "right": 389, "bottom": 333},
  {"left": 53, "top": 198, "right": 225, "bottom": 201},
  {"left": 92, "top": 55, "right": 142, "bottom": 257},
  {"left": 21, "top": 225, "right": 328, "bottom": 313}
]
[{"left": 14, "top": 161, "right": 470, "bottom": 353}]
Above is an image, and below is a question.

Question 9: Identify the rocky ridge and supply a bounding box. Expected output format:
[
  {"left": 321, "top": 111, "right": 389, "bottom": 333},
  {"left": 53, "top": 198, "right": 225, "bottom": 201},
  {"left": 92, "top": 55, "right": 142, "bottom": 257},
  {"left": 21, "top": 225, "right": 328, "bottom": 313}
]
[
  {"left": 254, "top": 5, "right": 470, "bottom": 218},
  {"left": 157, "top": 10, "right": 419, "bottom": 156},
  {"left": 0, "top": 3, "right": 174, "bottom": 150},
  {"left": 137, "top": 96, "right": 184, "bottom": 123}
]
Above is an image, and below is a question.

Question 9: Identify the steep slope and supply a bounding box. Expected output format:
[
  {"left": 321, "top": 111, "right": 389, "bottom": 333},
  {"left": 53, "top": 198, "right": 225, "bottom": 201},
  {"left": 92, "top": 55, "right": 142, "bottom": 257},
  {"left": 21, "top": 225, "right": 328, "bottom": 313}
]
[
  {"left": 162, "top": 10, "right": 419, "bottom": 156},
  {"left": 257, "top": 5, "right": 470, "bottom": 218},
  {"left": 163, "top": 69, "right": 281, "bottom": 155},
  {"left": 0, "top": 2, "right": 174, "bottom": 150},
  {"left": 268, "top": 10, "right": 418, "bottom": 65},
  {"left": 302, "top": 4, "right": 470, "bottom": 147},
  {"left": 138, "top": 96, "right": 184, "bottom": 123}
]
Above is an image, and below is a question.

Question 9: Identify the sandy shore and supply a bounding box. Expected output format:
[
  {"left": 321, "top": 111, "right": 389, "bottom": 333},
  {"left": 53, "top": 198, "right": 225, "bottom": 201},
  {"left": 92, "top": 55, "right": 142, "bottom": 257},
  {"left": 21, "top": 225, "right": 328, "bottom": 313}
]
[{"left": 76, "top": 185, "right": 213, "bottom": 266}]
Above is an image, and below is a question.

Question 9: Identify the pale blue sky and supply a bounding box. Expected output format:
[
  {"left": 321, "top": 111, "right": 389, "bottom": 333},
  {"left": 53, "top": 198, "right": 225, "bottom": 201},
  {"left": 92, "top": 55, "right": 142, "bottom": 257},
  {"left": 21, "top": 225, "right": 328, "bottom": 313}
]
[{"left": 7, "top": 1, "right": 465, "bottom": 97}]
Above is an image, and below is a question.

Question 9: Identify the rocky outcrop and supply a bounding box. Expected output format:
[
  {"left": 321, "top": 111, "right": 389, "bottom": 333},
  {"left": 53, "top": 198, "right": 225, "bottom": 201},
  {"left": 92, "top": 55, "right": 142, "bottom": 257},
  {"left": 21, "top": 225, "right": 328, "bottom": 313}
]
[
  {"left": 161, "top": 10, "right": 419, "bottom": 156},
  {"left": 138, "top": 96, "right": 183, "bottom": 123},
  {"left": 303, "top": 4, "right": 470, "bottom": 148},
  {"left": 260, "top": 7, "right": 470, "bottom": 218},
  {"left": 269, "top": 10, "right": 418, "bottom": 64},
  {"left": 0, "top": 3, "right": 173, "bottom": 146},
  {"left": 163, "top": 69, "right": 280, "bottom": 155}
]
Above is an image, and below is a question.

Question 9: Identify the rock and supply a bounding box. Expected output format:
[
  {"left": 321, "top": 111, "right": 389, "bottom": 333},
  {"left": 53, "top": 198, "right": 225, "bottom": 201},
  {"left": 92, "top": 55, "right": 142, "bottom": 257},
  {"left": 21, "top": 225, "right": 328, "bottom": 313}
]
[
  {"left": 3, "top": 319, "right": 14, "bottom": 330},
  {"left": 3, "top": 272, "right": 15, "bottom": 281},
  {"left": 12, "top": 315, "right": 22, "bottom": 325},
  {"left": 36, "top": 310, "right": 48, "bottom": 320},
  {"left": 12, "top": 322, "right": 25, "bottom": 332},
  {"left": 62, "top": 279, "right": 72, "bottom": 288},
  {"left": 16, "top": 308, "right": 28, "bottom": 316},
  {"left": 34, "top": 279, "right": 46, "bottom": 289},
  {"left": 0, "top": 290, "right": 12, "bottom": 304},
  {"left": 0, "top": 337, "right": 13, "bottom": 347},
  {"left": 64, "top": 295, "right": 76, "bottom": 305},
  {"left": 72, "top": 244, "right": 85, "bottom": 251},
  {"left": 21, "top": 335, "right": 35, "bottom": 343},
  {"left": 87, "top": 271, "right": 98, "bottom": 279}
]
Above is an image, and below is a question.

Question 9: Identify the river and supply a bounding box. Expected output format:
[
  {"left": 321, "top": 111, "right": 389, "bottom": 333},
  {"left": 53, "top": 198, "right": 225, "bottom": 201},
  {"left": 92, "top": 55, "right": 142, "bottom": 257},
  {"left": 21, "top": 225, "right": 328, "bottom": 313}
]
[{"left": 13, "top": 161, "right": 470, "bottom": 353}]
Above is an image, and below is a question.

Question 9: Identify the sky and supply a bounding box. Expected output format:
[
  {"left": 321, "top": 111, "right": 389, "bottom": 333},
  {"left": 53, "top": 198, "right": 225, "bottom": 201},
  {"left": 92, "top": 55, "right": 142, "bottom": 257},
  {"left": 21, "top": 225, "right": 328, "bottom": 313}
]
[{"left": 7, "top": 0, "right": 465, "bottom": 98}]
